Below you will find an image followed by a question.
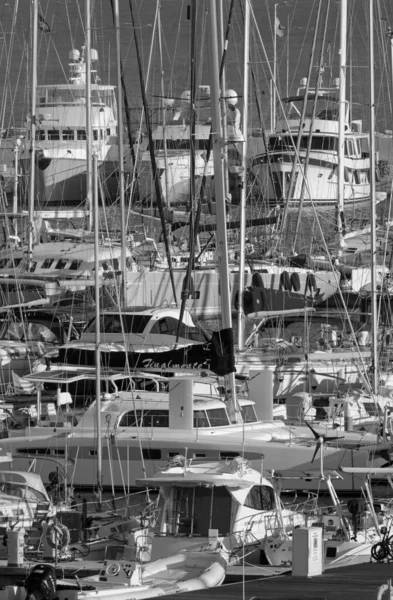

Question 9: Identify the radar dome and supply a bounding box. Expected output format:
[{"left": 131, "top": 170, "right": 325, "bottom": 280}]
[
  {"left": 333, "top": 77, "right": 340, "bottom": 88},
  {"left": 300, "top": 77, "right": 307, "bottom": 87},
  {"left": 69, "top": 49, "right": 80, "bottom": 62},
  {"left": 225, "top": 89, "right": 238, "bottom": 105},
  {"left": 91, "top": 49, "right": 98, "bottom": 62}
]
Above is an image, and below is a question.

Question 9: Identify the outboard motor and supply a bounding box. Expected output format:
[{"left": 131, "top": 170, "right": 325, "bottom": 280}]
[{"left": 25, "top": 565, "right": 57, "bottom": 600}]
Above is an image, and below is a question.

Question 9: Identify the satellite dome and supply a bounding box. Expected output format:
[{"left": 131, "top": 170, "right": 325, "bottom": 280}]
[
  {"left": 91, "top": 49, "right": 98, "bottom": 62},
  {"left": 69, "top": 49, "right": 80, "bottom": 62},
  {"left": 225, "top": 89, "right": 238, "bottom": 105}
]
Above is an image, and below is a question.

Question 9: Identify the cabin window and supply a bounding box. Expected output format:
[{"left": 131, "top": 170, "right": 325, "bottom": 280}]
[
  {"left": 11, "top": 258, "right": 22, "bottom": 268},
  {"left": 112, "top": 258, "right": 119, "bottom": 271},
  {"left": 93, "top": 130, "right": 98, "bottom": 141},
  {"left": 69, "top": 260, "right": 82, "bottom": 270},
  {"left": 363, "top": 402, "right": 382, "bottom": 417},
  {"left": 240, "top": 404, "right": 258, "bottom": 423},
  {"left": 172, "top": 486, "right": 232, "bottom": 536},
  {"left": 17, "top": 448, "right": 49, "bottom": 455},
  {"left": 85, "top": 314, "right": 152, "bottom": 335},
  {"left": 29, "top": 261, "right": 37, "bottom": 272},
  {"left": 55, "top": 259, "right": 68, "bottom": 269},
  {"left": 118, "top": 409, "right": 169, "bottom": 428},
  {"left": 142, "top": 449, "right": 161, "bottom": 460},
  {"left": 48, "top": 130, "right": 60, "bottom": 141},
  {"left": 244, "top": 485, "right": 275, "bottom": 511},
  {"left": 36, "top": 130, "right": 45, "bottom": 141},
  {"left": 62, "top": 129, "right": 74, "bottom": 140},
  {"left": 52, "top": 449, "right": 65, "bottom": 455},
  {"left": 107, "top": 128, "right": 111, "bottom": 136},
  {"left": 42, "top": 259, "right": 54, "bottom": 269},
  {"left": 220, "top": 451, "right": 240, "bottom": 460},
  {"left": 194, "top": 410, "right": 210, "bottom": 428},
  {"left": 0, "top": 259, "right": 8, "bottom": 268},
  {"left": 89, "top": 450, "right": 98, "bottom": 456},
  {"left": 77, "top": 130, "right": 86, "bottom": 140},
  {"left": 206, "top": 408, "right": 230, "bottom": 427}
]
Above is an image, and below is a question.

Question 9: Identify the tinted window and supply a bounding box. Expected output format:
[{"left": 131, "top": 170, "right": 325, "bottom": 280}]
[
  {"left": 194, "top": 410, "right": 209, "bottom": 428},
  {"left": 241, "top": 404, "right": 258, "bottom": 423},
  {"left": 207, "top": 408, "right": 230, "bottom": 427},
  {"left": 244, "top": 485, "right": 275, "bottom": 510}
]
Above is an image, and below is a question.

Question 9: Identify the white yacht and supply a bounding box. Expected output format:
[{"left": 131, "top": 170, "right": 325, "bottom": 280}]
[
  {"left": 20, "top": 47, "right": 126, "bottom": 205},
  {"left": 251, "top": 78, "right": 374, "bottom": 207},
  {"left": 140, "top": 86, "right": 243, "bottom": 206}
]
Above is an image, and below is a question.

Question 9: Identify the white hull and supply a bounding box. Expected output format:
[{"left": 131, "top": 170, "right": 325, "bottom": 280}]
[
  {"left": 124, "top": 268, "right": 338, "bottom": 319},
  {"left": 0, "top": 433, "right": 370, "bottom": 493},
  {"left": 252, "top": 151, "right": 371, "bottom": 206}
]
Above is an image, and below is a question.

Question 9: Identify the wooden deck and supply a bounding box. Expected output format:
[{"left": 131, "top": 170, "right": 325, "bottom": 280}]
[{"left": 164, "top": 562, "right": 393, "bottom": 600}]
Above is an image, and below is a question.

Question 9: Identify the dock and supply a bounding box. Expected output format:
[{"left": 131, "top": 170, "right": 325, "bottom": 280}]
[
  {"left": 0, "top": 560, "right": 392, "bottom": 599},
  {"left": 165, "top": 562, "right": 393, "bottom": 600}
]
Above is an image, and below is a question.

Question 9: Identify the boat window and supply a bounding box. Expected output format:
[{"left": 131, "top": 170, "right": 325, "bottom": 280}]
[
  {"left": 29, "top": 261, "right": 37, "bottom": 273},
  {"left": 194, "top": 410, "right": 210, "bottom": 428},
  {"left": 0, "top": 259, "right": 8, "bottom": 269},
  {"left": 118, "top": 409, "right": 169, "bottom": 428},
  {"left": 42, "top": 259, "right": 54, "bottom": 269},
  {"left": 55, "top": 259, "right": 68, "bottom": 269},
  {"left": 107, "top": 128, "right": 111, "bottom": 136},
  {"left": 112, "top": 258, "right": 119, "bottom": 270},
  {"left": 220, "top": 451, "right": 240, "bottom": 460},
  {"left": 10, "top": 258, "right": 23, "bottom": 268},
  {"left": 240, "top": 404, "right": 258, "bottom": 423},
  {"left": 62, "top": 129, "right": 74, "bottom": 140},
  {"left": 69, "top": 260, "right": 82, "bottom": 270},
  {"left": 77, "top": 130, "right": 86, "bottom": 140},
  {"left": 244, "top": 485, "right": 275, "bottom": 511},
  {"left": 142, "top": 449, "right": 161, "bottom": 460},
  {"left": 206, "top": 408, "right": 230, "bottom": 427},
  {"left": 362, "top": 402, "right": 382, "bottom": 417},
  {"left": 17, "top": 448, "right": 49, "bottom": 455},
  {"left": 48, "top": 130, "right": 60, "bottom": 141},
  {"left": 93, "top": 130, "right": 98, "bottom": 141},
  {"left": 122, "top": 315, "right": 152, "bottom": 333},
  {"left": 35, "top": 130, "right": 46, "bottom": 141}
]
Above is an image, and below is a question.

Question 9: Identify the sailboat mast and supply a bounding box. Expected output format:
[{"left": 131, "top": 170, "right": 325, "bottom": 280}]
[
  {"left": 113, "top": 0, "right": 127, "bottom": 303},
  {"left": 337, "top": 0, "right": 347, "bottom": 248},
  {"left": 28, "top": 0, "right": 38, "bottom": 268},
  {"left": 369, "top": 0, "right": 378, "bottom": 395},
  {"left": 207, "top": 0, "right": 241, "bottom": 423},
  {"left": 93, "top": 152, "right": 102, "bottom": 506},
  {"left": 237, "top": 0, "right": 250, "bottom": 352},
  {"left": 86, "top": 0, "right": 93, "bottom": 232}
]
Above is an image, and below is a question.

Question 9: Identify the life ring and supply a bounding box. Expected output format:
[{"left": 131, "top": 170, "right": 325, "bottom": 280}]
[
  {"left": 46, "top": 523, "right": 70, "bottom": 550},
  {"left": 279, "top": 271, "right": 292, "bottom": 291},
  {"left": 290, "top": 272, "right": 301, "bottom": 292},
  {"left": 105, "top": 562, "right": 121, "bottom": 576}
]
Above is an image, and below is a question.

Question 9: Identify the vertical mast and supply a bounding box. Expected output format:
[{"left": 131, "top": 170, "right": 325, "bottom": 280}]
[
  {"left": 86, "top": 0, "right": 93, "bottom": 232},
  {"left": 28, "top": 0, "right": 38, "bottom": 268},
  {"left": 207, "top": 0, "right": 241, "bottom": 423},
  {"left": 369, "top": 0, "right": 378, "bottom": 395},
  {"left": 337, "top": 0, "right": 347, "bottom": 249},
  {"left": 113, "top": 0, "right": 126, "bottom": 303},
  {"left": 272, "top": 2, "right": 278, "bottom": 130},
  {"left": 93, "top": 152, "right": 102, "bottom": 507},
  {"left": 237, "top": 0, "right": 250, "bottom": 351}
]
